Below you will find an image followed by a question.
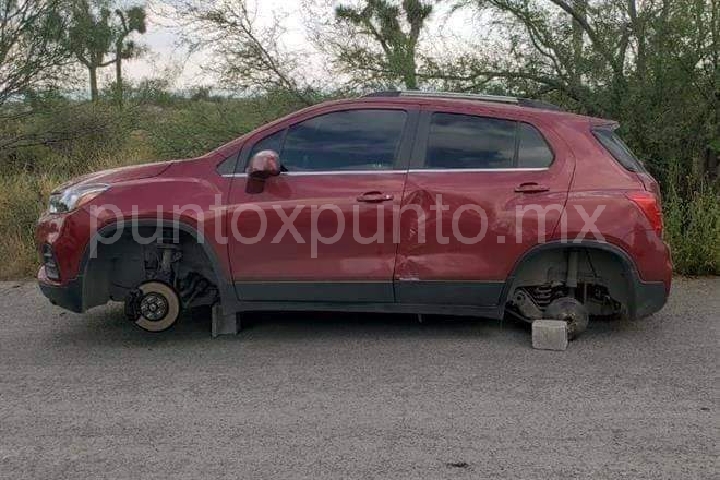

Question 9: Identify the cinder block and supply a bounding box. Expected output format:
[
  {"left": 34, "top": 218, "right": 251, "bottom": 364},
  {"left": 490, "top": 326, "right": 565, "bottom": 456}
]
[
  {"left": 212, "top": 304, "right": 239, "bottom": 337},
  {"left": 532, "top": 320, "right": 568, "bottom": 351}
]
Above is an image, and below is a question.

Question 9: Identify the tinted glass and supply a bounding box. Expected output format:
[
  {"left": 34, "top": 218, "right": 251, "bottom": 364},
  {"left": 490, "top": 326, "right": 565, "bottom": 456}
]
[
  {"left": 517, "top": 123, "right": 553, "bottom": 168},
  {"left": 593, "top": 129, "right": 646, "bottom": 172},
  {"left": 281, "top": 110, "right": 406, "bottom": 171},
  {"left": 249, "top": 129, "right": 285, "bottom": 159},
  {"left": 426, "top": 113, "right": 516, "bottom": 169},
  {"left": 217, "top": 153, "right": 239, "bottom": 175}
]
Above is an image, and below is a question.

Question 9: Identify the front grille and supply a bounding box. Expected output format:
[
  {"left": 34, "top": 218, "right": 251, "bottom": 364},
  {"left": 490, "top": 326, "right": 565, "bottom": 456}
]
[{"left": 42, "top": 244, "right": 60, "bottom": 280}]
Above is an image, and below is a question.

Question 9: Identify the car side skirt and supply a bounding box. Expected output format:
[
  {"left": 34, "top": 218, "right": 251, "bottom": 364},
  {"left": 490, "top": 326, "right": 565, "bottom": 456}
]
[
  {"left": 235, "top": 300, "right": 504, "bottom": 319},
  {"left": 233, "top": 280, "right": 506, "bottom": 319},
  {"left": 234, "top": 281, "right": 394, "bottom": 303},
  {"left": 394, "top": 280, "right": 504, "bottom": 305}
]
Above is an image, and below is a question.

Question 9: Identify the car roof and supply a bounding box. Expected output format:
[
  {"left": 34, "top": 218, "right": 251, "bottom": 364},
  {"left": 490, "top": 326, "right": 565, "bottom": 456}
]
[{"left": 319, "top": 94, "right": 613, "bottom": 126}]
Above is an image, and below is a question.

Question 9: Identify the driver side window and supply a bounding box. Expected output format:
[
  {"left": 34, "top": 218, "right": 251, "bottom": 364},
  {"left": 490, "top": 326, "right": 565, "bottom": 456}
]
[
  {"left": 245, "top": 109, "right": 407, "bottom": 172},
  {"left": 248, "top": 129, "right": 286, "bottom": 160}
]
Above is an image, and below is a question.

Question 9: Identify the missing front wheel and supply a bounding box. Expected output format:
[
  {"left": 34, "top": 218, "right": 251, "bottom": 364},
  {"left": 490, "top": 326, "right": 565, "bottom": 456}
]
[{"left": 125, "top": 281, "right": 181, "bottom": 333}]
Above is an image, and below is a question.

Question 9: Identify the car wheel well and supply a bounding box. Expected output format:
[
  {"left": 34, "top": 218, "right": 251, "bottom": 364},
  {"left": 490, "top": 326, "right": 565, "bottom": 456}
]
[
  {"left": 505, "top": 245, "right": 635, "bottom": 319},
  {"left": 83, "top": 226, "right": 219, "bottom": 311}
]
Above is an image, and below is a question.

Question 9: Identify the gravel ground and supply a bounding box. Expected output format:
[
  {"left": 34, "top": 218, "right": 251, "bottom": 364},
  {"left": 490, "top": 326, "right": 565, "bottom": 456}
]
[{"left": 0, "top": 278, "right": 717, "bottom": 480}]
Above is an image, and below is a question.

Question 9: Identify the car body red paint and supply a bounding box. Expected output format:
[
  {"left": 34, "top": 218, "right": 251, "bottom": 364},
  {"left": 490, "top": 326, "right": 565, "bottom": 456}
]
[{"left": 36, "top": 94, "right": 672, "bottom": 321}]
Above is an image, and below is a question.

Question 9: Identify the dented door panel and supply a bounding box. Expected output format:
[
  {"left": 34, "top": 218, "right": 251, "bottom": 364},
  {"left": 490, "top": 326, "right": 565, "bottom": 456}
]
[{"left": 395, "top": 110, "right": 575, "bottom": 305}]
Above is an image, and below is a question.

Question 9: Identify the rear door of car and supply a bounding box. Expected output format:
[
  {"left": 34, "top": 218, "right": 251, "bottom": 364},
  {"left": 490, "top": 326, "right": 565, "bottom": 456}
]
[
  {"left": 226, "top": 104, "right": 419, "bottom": 303},
  {"left": 395, "top": 105, "right": 575, "bottom": 306}
]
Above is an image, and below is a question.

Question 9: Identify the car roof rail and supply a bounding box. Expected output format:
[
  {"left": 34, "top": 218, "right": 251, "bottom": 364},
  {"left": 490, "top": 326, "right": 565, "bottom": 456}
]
[{"left": 363, "top": 91, "right": 564, "bottom": 111}]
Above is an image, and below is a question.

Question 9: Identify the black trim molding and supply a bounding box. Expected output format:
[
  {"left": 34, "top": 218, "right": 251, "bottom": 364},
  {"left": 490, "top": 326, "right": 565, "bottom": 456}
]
[{"left": 235, "top": 281, "right": 393, "bottom": 303}]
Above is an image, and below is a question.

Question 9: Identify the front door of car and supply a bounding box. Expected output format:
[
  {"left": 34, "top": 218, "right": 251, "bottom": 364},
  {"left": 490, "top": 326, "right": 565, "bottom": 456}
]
[
  {"left": 226, "top": 107, "right": 417, "bottom": 303},
  {"left": 395, "top": 108, "right": 574, "bottom": 306}
]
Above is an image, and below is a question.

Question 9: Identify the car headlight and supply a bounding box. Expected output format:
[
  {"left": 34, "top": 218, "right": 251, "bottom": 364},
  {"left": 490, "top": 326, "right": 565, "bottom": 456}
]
[{"left": 48, "top": 183, "right": 110, "bottom": 214}]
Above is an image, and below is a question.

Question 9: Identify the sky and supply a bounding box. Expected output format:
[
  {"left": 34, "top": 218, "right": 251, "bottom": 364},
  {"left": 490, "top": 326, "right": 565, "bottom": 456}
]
[{"left": 115, "top": 0, "right": 485, "bottom": 92}]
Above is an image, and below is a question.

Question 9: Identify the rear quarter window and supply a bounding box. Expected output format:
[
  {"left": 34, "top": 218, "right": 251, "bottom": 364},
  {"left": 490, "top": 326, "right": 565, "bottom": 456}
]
[{"left": 593, "top": 129, "right": 646, "bottom": 172}]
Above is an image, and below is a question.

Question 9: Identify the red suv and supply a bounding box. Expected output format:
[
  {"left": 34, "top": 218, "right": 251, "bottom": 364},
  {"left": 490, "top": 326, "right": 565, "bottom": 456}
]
[{"left": 36, "top": 92, "right": 671, "bottom": 336}]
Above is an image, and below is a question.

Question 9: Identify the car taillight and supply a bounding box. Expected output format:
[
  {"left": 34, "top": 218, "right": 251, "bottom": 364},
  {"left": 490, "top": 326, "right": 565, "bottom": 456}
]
[{"left": 627, "top": 192, "right": 663, "bottom": 235}]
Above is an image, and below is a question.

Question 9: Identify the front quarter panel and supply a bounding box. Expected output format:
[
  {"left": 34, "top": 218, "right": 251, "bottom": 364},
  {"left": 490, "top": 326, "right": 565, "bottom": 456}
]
[
  {"left": 37, "top": 154, "right": 235, "bottom": 287},
  {"left": 82, "top": 173, "right": 233, "bottom": 281}
]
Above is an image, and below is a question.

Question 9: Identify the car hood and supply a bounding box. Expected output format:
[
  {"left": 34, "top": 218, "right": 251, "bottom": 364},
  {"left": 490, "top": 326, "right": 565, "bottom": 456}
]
[{"left": 54, "top": 161, "right": 174, "bottom": 191}]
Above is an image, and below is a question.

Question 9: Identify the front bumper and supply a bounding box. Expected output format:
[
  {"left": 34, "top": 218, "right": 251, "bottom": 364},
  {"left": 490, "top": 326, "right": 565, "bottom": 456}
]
[
  {"left": 36, "top": 209, "right": 92, "bottom": 285},
  {"left": 36, "top": 208, "right": 93, "bottom": 313},
  {"left": 38, "top": 267, "right": 84, "bottom": 313}
]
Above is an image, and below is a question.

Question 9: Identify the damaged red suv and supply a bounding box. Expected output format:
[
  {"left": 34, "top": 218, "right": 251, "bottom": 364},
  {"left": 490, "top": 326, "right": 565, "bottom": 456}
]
[{"left": 36, "top": 92, "right": 671, "bottom": 336}]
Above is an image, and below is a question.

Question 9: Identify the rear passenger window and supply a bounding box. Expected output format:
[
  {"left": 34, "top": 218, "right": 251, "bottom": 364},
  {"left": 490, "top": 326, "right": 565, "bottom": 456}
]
[
  {"left": 424, "top": 113, "right": 553, "bottom": 169},
  {"left": 517, "top": 123, "right": 554, "bottom": 168},
  {"left": 426, "top": 113, "right": 516, "bottom": 169}
]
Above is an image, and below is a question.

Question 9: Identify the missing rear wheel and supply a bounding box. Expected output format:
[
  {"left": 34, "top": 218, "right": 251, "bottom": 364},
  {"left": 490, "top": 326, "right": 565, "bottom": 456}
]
[{"left": 544, "top": 297, "right": 589, "bottom": 340}]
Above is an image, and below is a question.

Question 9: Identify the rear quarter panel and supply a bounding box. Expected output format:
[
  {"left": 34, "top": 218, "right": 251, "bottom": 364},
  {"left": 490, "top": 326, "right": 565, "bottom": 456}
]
[{"left": 559, "top": 125, "right": 672, "bottom": 285}]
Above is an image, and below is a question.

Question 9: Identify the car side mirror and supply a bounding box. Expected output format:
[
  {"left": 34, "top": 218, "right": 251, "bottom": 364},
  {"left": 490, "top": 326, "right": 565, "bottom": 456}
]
[
  {"left": 246, "top": 150, "right": 281, "bottom": 194},
  {"left": 248, "top": 150, "right": 281, "bottom": 180}
]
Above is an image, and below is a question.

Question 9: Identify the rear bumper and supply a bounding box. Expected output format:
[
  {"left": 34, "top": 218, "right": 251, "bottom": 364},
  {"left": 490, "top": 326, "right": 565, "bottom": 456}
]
[
  {"left": 624, "top": 232, "right": 672, "bottom": 318},
  {"left": 38, "top": 267, "right": 84, "bottom": 313}
]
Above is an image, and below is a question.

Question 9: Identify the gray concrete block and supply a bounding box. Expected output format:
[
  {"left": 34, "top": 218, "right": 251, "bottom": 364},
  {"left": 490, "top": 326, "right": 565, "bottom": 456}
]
[
  {"left": 532, "top": 320, "right": 568, "bottom": 351},
  {"left": 212, "top": 304, "right": 239, "bottom": 337}
]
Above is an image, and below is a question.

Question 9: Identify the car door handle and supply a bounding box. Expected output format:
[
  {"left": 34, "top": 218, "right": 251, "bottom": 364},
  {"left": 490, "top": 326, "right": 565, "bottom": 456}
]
[
  {"left": 515, "top": 182, "right": 550, "bottom": 193},
  {"left": 357, "top": 192, "right": 394, "bottom": 203}
]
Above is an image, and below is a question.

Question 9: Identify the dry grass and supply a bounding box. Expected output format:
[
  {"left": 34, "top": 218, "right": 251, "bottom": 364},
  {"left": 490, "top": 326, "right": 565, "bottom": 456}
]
[
  {"left": 0, "top": 144, "right": 155, "bottom": 280},
  {"left": 0, "top": 174, "right": 56, "bottom": 279},
  {"left": 663, "top": 180, "right": 720, "bottom": 275}
]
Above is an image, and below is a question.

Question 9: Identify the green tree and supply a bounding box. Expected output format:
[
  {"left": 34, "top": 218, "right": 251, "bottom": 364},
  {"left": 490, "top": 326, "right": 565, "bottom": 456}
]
[
  {"left": 0, "top": 0, "right": 70, "bottom": 106},
  {"left": 332, "top": 0, "right": 433, "bottom": 89},
  {"left": 167, "top": 0, "right": 317, "bottom": 105},
  {"left": 446, "top": 0, "right": 719, "bottom": 184},
  {"left": 112, "top": 6, "right": 146, "bottom": 105},
  {"left": 68, "top": 0, "right": 146, "bottom": 103}
]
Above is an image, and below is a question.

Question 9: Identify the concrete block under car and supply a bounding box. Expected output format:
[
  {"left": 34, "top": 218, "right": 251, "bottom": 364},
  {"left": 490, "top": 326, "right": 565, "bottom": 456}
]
[
  {"left": 532, "top": 320, "right": 568, "bottom": 351},
  {"left": 212, "top": 304, "right": 239, "bottom": 337}
]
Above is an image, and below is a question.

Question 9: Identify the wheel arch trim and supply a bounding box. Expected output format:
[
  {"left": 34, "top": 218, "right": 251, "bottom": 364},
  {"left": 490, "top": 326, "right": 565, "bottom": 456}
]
[
  {"left": 500, "top": 240, "right": 641, "bottom": 316},
  {"left": 79, "top": 219, "right": 239, "bottom": 312}
]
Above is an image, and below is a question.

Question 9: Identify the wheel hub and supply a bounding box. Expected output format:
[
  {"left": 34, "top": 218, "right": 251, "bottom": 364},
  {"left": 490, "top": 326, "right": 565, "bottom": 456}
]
[
  {"left": 139, "top": 292, "right": 169, "bottom": 322},
  {"left": 544, "top": 296, "right": 589, "bottom": 340}
]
